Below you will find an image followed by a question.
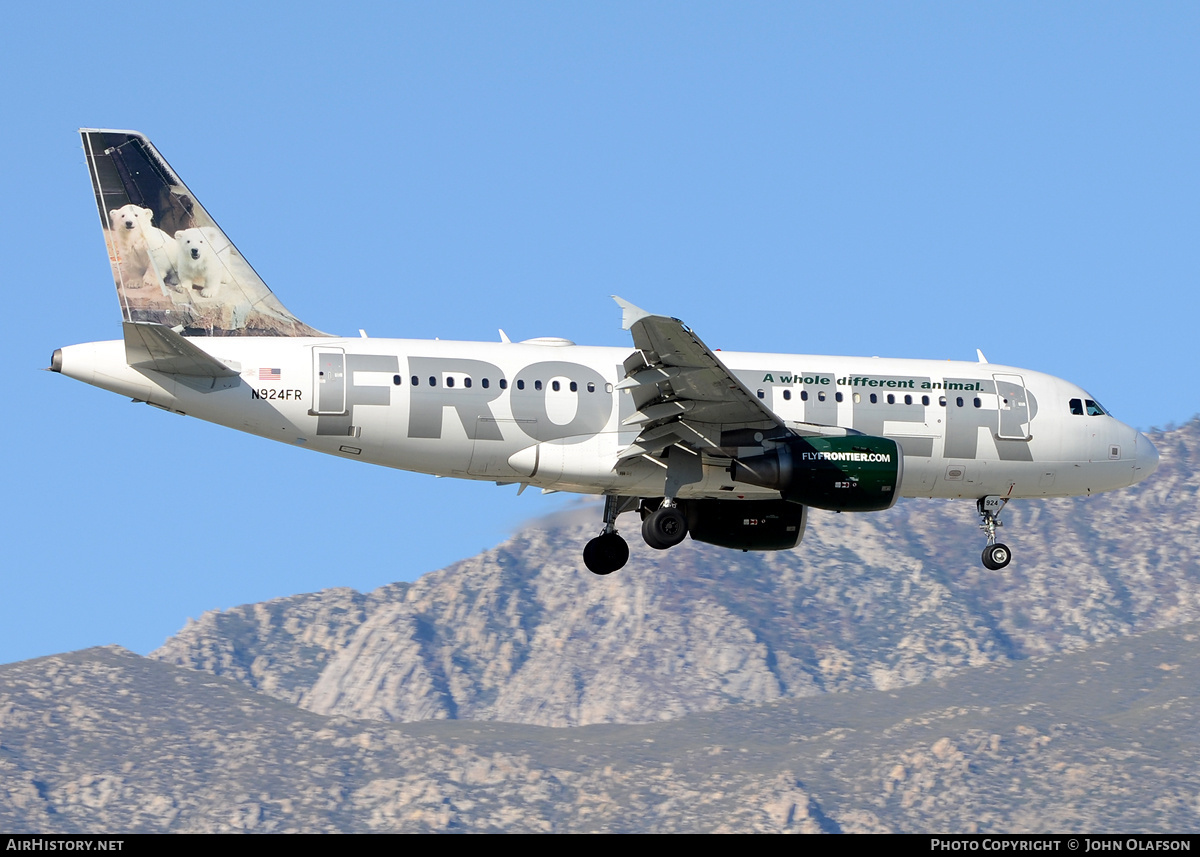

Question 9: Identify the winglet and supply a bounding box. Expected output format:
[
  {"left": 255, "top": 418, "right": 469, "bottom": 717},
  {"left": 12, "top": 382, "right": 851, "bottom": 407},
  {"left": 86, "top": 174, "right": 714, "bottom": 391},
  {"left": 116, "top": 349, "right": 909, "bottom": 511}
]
[{"left": 612, "top": 296, "right": 652, "bottom": 331}]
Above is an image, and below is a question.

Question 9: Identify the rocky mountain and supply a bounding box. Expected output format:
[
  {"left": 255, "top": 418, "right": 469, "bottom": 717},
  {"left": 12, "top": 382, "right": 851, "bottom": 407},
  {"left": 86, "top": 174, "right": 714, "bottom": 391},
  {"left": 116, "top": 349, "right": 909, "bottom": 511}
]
[
  {"left": 2, "top": 621, "right": 1198, "bottom": 832},
  {"left": 2, "top": 419, "right": 1197, "bottom": 832},
  {"left": 153, "top": 420, "right": 1200, "bottom": 727}
]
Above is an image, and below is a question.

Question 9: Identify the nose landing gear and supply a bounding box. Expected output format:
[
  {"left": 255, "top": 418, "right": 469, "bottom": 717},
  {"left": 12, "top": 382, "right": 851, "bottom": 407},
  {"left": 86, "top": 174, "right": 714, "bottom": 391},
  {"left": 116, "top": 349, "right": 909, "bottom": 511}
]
[{"left": 978, "top": 496, "right": 1012, "bottom": 570}]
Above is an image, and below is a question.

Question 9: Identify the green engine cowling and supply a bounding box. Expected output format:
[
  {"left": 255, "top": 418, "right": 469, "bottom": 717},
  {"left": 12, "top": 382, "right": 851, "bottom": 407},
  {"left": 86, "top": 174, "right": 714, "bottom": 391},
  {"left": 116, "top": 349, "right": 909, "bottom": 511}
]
[{"left": 730, "top": 435, "right": 903, "bottom": 512}]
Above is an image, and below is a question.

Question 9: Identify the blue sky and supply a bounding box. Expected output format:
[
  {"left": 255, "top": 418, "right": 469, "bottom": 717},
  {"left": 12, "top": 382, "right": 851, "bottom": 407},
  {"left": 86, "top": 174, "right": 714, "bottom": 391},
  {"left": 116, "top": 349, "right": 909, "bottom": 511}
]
[{"left": 4, "top": 3, "right": 1198, "bottom": 665}]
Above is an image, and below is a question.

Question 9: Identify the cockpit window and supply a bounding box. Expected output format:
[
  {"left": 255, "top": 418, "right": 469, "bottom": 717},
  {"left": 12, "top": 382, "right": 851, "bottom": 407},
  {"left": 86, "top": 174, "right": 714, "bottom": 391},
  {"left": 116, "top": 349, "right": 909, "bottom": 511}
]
[{"left": 1069, "top": 396, "right": 1110, "bottom": 417}]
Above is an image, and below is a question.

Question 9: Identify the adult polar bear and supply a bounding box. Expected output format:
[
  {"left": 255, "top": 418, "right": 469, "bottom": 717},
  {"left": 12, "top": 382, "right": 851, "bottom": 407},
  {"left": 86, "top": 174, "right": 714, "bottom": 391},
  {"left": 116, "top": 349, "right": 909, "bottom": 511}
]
[{"left": 108, "top": 204, "right": 179, "bottom": 292}]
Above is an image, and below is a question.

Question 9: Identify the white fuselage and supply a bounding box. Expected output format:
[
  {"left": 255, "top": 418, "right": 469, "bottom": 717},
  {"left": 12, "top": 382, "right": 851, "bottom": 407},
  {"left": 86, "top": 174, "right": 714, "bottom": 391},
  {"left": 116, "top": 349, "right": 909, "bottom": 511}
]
[{"left": 55, "top": 336, "right": 1157, "bottom": 502}]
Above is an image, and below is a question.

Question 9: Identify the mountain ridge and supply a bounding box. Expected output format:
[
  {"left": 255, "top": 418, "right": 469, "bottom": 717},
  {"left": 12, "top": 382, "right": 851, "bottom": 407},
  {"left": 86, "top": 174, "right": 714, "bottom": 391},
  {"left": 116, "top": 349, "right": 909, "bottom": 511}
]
[
  {"left": 3, "top": 419, "right": 1197, "bottom": 831},
  {"left": 151, "top": 420, "right": 1200, "bottom": 727}
]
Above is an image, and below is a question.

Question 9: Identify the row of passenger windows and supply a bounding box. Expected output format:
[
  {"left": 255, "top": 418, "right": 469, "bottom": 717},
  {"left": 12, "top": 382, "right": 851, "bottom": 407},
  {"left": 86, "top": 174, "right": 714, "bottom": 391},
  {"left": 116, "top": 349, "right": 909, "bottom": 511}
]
[
  {"left": 392, "top": 374, "right": 597, "bottom": 393},
  {"left": 388, "top": 371, "right": 995, "bottom": 410},
  {"left": 780, "top": 389, "right": 842, "bottom": 402},
  {"left": 381, "top": 374, "right": 1107, "bottom": 418},
  {"left": 382, "top": 372, "right": 1113, "bottom": 419},
  {"left": 756, "top": 389, "right": 982, "bottom": 408}
]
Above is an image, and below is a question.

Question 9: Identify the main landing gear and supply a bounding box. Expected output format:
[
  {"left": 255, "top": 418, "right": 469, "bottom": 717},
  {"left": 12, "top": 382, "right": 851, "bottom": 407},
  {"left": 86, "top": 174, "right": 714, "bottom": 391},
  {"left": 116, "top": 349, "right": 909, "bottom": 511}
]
[
  {"left": 583, "top": 496, "right": 632, "bottom": 575},
  {"left": 977, "top": 495, "right": 1012, "bottom": 570},
  {"left": 583, "top": 496, "right": 693, "bottom": 574},
  {"left": 641, "top": 501, "right": 688, "bottom": 551}
]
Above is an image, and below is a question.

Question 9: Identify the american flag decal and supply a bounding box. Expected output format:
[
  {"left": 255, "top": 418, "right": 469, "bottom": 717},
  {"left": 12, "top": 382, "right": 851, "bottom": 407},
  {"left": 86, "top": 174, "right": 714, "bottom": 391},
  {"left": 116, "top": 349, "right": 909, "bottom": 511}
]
[{"left": 259, "top": 368, "right": 281, "bottom": 381}]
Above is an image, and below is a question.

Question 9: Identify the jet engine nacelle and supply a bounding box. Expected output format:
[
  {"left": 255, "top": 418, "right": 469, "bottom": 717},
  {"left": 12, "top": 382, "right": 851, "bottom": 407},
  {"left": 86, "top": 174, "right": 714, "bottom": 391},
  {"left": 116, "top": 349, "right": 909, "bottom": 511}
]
[
  {"left": 678, "top": 499, "right": 808, "bottom": 551},
  {"left": 730, "top": 435, "right": 902, "bottom": 512}
]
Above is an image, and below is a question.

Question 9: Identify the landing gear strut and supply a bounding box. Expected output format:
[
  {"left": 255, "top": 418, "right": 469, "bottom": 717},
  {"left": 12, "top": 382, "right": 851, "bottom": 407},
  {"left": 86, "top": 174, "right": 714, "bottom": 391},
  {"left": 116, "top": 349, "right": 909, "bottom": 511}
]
[
  {"left": 977, "top": 496, "right": 1012, "bottom": 570},
  {"left": 583, "top": 495, "right": 631, "bottom": 575}
]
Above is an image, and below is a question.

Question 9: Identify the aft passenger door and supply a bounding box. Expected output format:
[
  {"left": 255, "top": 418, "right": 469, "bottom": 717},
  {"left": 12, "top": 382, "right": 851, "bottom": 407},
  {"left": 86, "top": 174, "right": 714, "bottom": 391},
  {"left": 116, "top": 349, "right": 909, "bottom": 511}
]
[{"left": 312, "top": 347, "right": 347, "bottom": 415}]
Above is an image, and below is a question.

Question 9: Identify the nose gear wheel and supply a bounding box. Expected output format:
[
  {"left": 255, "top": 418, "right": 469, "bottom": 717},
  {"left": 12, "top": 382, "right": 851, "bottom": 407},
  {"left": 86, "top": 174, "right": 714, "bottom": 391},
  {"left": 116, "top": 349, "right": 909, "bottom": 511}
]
[{"left": 977, "top": 496, "right": 1012, "bottom": 569}]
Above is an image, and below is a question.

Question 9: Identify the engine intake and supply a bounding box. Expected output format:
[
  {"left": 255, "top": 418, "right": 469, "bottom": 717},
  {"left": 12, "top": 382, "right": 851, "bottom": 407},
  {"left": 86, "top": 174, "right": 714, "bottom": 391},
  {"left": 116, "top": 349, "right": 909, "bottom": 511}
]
[{"left": 730, "top": 435, "right": 902, "bottom": 512}]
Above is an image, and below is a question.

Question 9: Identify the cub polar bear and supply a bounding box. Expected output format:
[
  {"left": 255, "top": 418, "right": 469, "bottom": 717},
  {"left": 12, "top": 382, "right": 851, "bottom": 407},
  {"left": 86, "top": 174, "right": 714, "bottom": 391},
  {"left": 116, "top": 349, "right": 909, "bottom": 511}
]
[
  {"left": 174, "top": 227, "right": 228, "bottom": 299},
  {"left": 109, "top": 204, "right": 179, "bottom": 289}
]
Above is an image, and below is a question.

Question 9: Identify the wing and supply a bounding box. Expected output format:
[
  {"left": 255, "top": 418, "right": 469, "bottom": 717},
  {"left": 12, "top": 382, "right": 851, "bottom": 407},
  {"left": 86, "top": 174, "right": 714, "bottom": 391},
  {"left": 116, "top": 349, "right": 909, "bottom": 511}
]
[{"left": 612, "top": 297, "right": 852, "bottom": 465}]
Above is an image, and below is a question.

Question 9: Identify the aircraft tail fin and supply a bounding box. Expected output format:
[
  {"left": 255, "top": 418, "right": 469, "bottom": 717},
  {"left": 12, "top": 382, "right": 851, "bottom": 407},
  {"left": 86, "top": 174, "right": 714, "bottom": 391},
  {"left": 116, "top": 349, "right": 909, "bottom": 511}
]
[{"left": 81, "top": 129, "right": 326, "bottom": 337}]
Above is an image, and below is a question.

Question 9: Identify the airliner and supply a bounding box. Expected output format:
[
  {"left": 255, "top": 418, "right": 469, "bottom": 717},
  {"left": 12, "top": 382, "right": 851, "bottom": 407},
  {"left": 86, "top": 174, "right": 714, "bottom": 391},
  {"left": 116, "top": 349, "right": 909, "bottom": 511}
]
[{"left": 52, "top": 130, "right": 1159, "bottom": 575}]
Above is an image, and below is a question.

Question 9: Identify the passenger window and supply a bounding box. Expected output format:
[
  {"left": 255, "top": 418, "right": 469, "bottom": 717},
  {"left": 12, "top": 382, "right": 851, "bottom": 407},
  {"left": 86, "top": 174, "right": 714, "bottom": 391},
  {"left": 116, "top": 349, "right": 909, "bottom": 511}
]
[
  {"left": 552, "top": 380, "right": 560, "bottom": 392},
  {"left": 904, "top": 394, "right": 912, "bottom": 405},
  {"left": 783, "top": 389, "right": 791, "bottom": 401},
  {"left": 535, "top": 380, "right": 543, "bottom": 391},
  {"left": 446, "top": 377, "right": 454, "bottom": 388},
  {"left": 835, "top": 392, "right": 843, "bottom": 403},
  {"left": 482, "top": 378, "right": 489, "bottom": 389},
  {"left": 757, "top": 390, "right": 765, "bottom": 399},
  {"left": 939, "top": 396, "right": 946, "bottom": 407},
  {"left": 956, "top": 397, "right": 964, "bottom": 407},
  {"left": 973, "top": 397, "right": 981, "bottom": 408},
  {"left": 516, "top": 380, "right": 525, "bottom": 391},
  {"left": 853, "top": 392, "right": 861, "bottom": 404},
  {"left": 411, "top": 376, "right": 419, "bottom": 386},
  {"left": 500, "top": 379, "right": 508, "bottom": 390},
  {"left": 1069, "top": 398, "right": 1083, "bottom": 415},
  {"left": 429, "top": 376, "right": 437, "bottom": 387},
  {"left": 818, "top": 391, "right": 826, "bottom": 402},
  {"left": 570, "top": 381, "right": 578, "bottom": 392},
  {"left": 887, "top": 393, "right": 895, "bottom": 405},
  {"left": 870, "top": 393, "right": 878, "bottom": 404},
  {"left": 393, "top": 375, "right": 402, "bottom": 386},
  {"left": 587, "top": 382, "right": 595, "bottom": 393},
  {"left": 464, "top": 377, "right": 472, "bottom": 388},
  {"left": 800, "top": 390, "right": 808, "bottom": 401}
]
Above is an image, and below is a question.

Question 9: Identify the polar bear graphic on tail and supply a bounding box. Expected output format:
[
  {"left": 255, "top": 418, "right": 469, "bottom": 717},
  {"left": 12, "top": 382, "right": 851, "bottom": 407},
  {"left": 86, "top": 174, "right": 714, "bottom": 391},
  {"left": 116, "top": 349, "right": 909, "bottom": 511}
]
[
  {"left": 175, "top": 227, "right": 228, "bottom": 299},
  {"left": 109, "top": 204, "right": 179, "bottom": 291}
]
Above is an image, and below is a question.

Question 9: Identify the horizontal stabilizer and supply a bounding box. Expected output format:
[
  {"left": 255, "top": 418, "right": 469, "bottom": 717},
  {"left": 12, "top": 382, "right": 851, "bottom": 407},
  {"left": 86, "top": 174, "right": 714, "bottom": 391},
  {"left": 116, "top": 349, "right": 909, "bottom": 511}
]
[{"left": 123, "top": 322, "right": 239, "bottom": 378}]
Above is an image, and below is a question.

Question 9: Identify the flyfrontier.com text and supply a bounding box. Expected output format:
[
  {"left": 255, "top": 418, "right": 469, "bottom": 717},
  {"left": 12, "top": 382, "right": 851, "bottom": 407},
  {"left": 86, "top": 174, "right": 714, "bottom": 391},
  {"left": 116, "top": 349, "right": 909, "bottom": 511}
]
[{"left": 799, "top": 451, "right": 892, "bottom": 463}]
